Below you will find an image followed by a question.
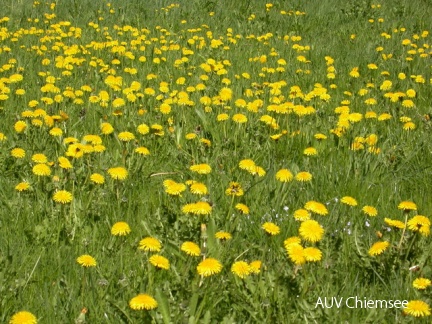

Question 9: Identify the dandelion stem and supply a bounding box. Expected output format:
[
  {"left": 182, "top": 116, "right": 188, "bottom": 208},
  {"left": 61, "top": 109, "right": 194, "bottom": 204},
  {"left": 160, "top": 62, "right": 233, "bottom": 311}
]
[
  {"left": 200, "top": 223, "right": 207, "bottom": 260},
  {"left": 404, "top": 233, "right": 418, "bottom": 262},
  {"left": 81, "top": 269, "right": 86, "bottom": 307},
  {"left": 225, "top": 195, "right": 235, "bottom": 223},
  {"left": 23, "top": 252, "right": 42, "bottom": 290},
  {"left": 397, "top": 214, "right": 408, "bottom": 249}
]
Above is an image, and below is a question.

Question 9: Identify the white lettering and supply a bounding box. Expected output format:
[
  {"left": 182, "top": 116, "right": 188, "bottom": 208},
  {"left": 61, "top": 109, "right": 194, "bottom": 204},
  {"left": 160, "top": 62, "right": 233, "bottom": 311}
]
[
  {"left": 315, "top": 297, "right": 324, "bottom": 308},
  {"left": 334, "top": 297, "right": 343, "bottom": 308},
  {"left": 346, "top": 297, "right": 355, "bottom": 308},
  {"left": 375, "top": 300, "right": 389, "bottom": 308},
  {"left": 324, "top": 297, "right": 333, "bottom": 308}
]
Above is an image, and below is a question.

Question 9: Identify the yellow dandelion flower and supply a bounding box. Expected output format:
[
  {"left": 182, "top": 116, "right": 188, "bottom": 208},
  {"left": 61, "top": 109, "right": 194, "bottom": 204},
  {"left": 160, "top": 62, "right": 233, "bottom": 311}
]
[
  {"left": 249, "top": 260, "right": 262, "bottom": 274},
  {"left": 276, "top": 169, "right": 293, "bottom": 182},
  {"left": 380, "top": 80, "right": 392, "bottom": 91},
  {"left": 304, "top": 201, "right": 328, "bottom": 216},
  {"left": 365, "top": 111, "right": 377, "bottom": 119},
  {"left": 284, "top": 237, "right": 302, "bottom": 252},
  {"left": 76, "top": 254, "right": 97, "bottom": 267},
  {"left": 303, "top": 147, "right": 317, "bottom": 156},
  {"left": 413, "top": 278, "right": 431, "bottom": 290},
  {"left": 32, "top": 164, "right": 51, "bottom": 176},
  {"left": 181, "top": 241, "right": 201, "bottom": 256},
  {"left": 64, "top": 137, "right": 79, "bottom": 144},
  {"left": 58, "top": 156, "right": 73, "bottom": 169},
  {"left": 262, "top": 222, "right": 280, "bottom": 235},
  {"left": 293, "top": 209, "right": 311, "bottom": 221},
  {"left": 112, "top": 98, "right": 125, "bottom": 108},
  {"left": 49, "top": 127, "right": 63, "bottom": 137},
  {"left": 15, "top": 182, "right": 31, "bottom": 192},
  {"left": 189, "top": 182, "right": 208, "bottom": 195},
  {"left": 118, "top": 131, "right": 135, "bottom": 141},
  {"left": 136, "top": 124, "right": 150, "bottom": 135},
  {"left": 406, "top": 89, "right": 416, "bottom": 98},
  {"left": 378, "top": 113, "right": 392, "bottom": 121},
  {"left": 403, "top": 300, "right": 431, "bottom": 317},
  {"left": 129, "top": 293, "right": 158, "bottom": 310},
  {"left": 217, "top": 113, "right": 229, "bottom": 121},
  {"left": 189, "top": 163, "right": 212, "bottom": 174},
  {"left": 398, "top": 201, "right": 417, "bottom": 211},
  {"left": 231, "top": 261, "right": 251, "bottom": 279},
  {"left": 295, "top": 171, "right": 312, "bottom": 182},
  {"left": 407, "top": 215, "right": 430, "bottom": 236},
  {"left": 286, "top": 243, "right": 306, "bottom": 265},
  {"left": 53, "top": 190, "right": 73, "bottom": 204},
  {"left": 90, "top": 173, "right": 105, "bottom": 184},
  {"left": 149, "top": 254, "right": 170, "bottom": 270},
  {"left": 365, "top": 134, "right": 378, "bottom": 146},
  {"left": 402, "top": 99, "right": 415, "bottom": 108},
  {"left": 135, "top": 147, "right": 150, "bottom": 155},
  {"left": 111, "top": 222, "right": 131, "bottom": 236},
  {"left": 235, "top": 203, "right": 249, "bottom": 214},
  {"left": 362, "top": 206, "right": 378, "bottom": 217},
  {"left": 350, "top": 142, "right": 364, "bottom": 151},
  {"left": 384, "top": 218, "right": 406, "bottom": 229},
  {"left": 9, "top": 311, "right": 37, "bottom": 324},
  {"left": 349, "top": 67, "right": 360, "bottom": 78},
  {"left": 219, "top": 87, "right": 232, "bottom": 101},
  {"left": 341, "top": 196, "right": 358, "bottom": 206},
  {"left": 185, "top": 133, "right": 197, "bottom": 140},
  {"left": 403, "top": 122, "right": 416, "bottom": 131},
  {"left": 14, "top": 120, "right": 27, "bottom": 133},
  {"left": 314, "top": 133, "right": 327, "bottom": 140},
  {"left": 11, "top": 148, "right": 26, "bottom": 159},
  {"left": 163, "top": 180, "right": 186, "bottom": 196},
  {"left": 108, "top": 167, "right": 128, "bottom": 180},
  {"left": 66, "top": 143, "right": 85, "bottom": 159},
  {"left": 31, "top": 154, "right": 47, "bottom": 164},
  {"left": 299, "top": 220, "right": 324, "bottom": 242},
  {"left": 232, "top": 113, "right": 248, "bottom": 123},
  {"left": 181, "top": 201, "right": 212, "bottom": 215},
  {"left": 238, "top": 159, "right": 264, "bottom": 175},
  {"left": 197, "top": 258, "right": 223, "bottom": 277},
  {"left": 303, "top": 247, "right": 322, "bottom": 262},
  {"left": 254, "top": 166, "right": 266, "bottom": 177},
  {"left": 368, "top": 241, "right": 390, "bottom": 256},
  {"left": 225, "top": 182, "right": 244, "bottom": 196},
  {"left": 100, "top": 122, "right": 114, "bottom": 135},
  {"left": 139, "top": 237, "right": 162, "bottom": 252},
  {"left": 239, "top": 159, "right": 256, "bottom": 172},
  {"left": 215, "top": 231, "right": 232, "bottom": 240}
]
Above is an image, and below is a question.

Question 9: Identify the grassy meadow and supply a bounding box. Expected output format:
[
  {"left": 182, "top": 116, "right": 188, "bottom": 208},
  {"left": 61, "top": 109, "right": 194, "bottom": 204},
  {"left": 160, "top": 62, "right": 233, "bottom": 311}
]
[{"left": 1, "top": 0, "right": 432, "bottom": 322}]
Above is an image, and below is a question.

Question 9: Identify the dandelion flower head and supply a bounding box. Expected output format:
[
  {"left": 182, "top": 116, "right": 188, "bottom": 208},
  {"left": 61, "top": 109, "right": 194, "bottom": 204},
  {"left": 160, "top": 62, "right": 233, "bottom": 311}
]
[
  {"left": 111, "top": 222, "right": 131, "bottom": 236},
  {"left": 231, "top": 261, "right": 251, "bottom": 279},
  {"left": 197, "top": 258, "right": 223, "bottom": 277},
  {"left": 9, "top": 311, "right": 37, "bottom": 324},
  {"left": 129, "top": 293, "right": 158, "bottom": 310},
  {"left": 139, "top": 237, "right": 162, "bottom": 252},
  {"left": 76, "top": 254, "right": 97, "bottom": 267},
  {"left": 403, "top": 300, "right": 431, "bottom": 317},
  {"left": 181, "top": 241, "right": 201, "bottom": 256}
]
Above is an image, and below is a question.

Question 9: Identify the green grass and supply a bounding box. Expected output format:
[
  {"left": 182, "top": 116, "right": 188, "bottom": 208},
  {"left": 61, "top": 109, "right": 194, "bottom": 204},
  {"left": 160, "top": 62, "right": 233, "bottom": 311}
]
[{"left": 1, "top": 0, "right": 432, "bottom": 322}]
